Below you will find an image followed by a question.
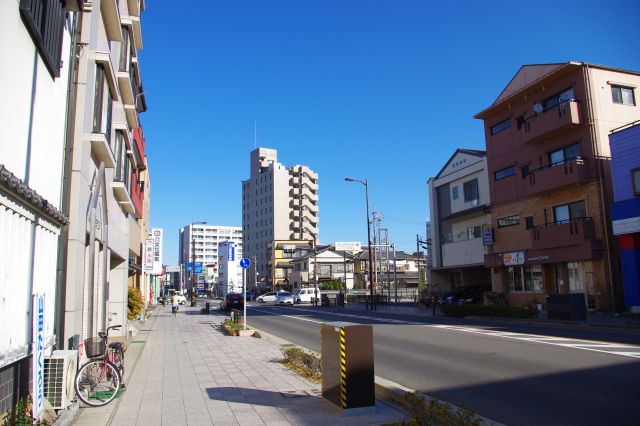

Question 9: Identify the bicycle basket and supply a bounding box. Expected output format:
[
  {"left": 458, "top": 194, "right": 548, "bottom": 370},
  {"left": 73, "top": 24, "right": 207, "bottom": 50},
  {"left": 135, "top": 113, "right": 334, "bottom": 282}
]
[{"left": 84, "top": 337, "right": 106, "bottom": 358}]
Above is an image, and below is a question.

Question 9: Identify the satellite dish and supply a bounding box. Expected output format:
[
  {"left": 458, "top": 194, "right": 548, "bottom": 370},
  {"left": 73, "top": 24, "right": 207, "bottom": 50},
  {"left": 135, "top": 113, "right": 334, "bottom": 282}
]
[{"left": 533, "top": 103, "right": 543, "bottom": 114}]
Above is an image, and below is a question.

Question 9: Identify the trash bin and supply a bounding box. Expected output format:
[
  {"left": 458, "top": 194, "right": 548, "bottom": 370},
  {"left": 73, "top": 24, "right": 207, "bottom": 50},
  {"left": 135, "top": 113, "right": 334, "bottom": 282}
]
[
  {"left": 203, "top": 302, "right": 210, "bottom": 314},
  {"left": 320, "top": 322, "right": 374, "bottom": 411},
  {"left": 546, "top": 293, "right": 586, "bottom": 320}
]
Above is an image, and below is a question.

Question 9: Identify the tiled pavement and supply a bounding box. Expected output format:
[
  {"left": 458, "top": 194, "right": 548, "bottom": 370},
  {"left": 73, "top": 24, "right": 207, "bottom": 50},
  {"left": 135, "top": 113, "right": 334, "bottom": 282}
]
[{"left": 71, "top": 303, "right": 406, "bottom": 426}]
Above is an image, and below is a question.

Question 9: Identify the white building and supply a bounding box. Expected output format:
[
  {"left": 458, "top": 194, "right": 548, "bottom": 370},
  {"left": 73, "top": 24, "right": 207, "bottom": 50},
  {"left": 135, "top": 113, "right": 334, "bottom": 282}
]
[
  {"left": 0, "top": 0, "right": 74, "bottom": 413},
  {"left": 242, "top": 148, "right": 319, "bottom": 284},
  {"left": 217, "top": 241, "right": 242, "bottom": 296},
  {"left": 179, "top": 223, "right": 243, "bottom": 290},
  {"left": 427, "top": 149, "right": 492, "bottom": 293}
]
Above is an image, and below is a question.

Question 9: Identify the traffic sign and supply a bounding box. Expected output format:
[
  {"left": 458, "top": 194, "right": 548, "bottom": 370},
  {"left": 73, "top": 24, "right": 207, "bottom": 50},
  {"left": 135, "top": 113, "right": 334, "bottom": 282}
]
[{"left": 239, "top": 258, "right": 251, "bottom": 269}]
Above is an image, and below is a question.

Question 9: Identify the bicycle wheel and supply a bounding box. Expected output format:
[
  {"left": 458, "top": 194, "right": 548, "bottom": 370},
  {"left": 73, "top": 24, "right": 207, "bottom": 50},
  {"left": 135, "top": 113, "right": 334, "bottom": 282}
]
[
  {"left": 113, "top": 348, "right": 125, "bottom": 381},
  {"left": 75, "top": 360, "right": 121, "bottom": 407}
]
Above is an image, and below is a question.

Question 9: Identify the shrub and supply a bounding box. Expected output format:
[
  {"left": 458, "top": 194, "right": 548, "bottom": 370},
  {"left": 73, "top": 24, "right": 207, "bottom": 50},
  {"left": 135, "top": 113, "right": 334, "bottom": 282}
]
[
  {"left": 280, "top": 347, "right": 321, "bottom": 383},
  {"left": 127, "top": 286, "right": 144, "bottom": 320},
  {"left": 440, "top": 304, "right": 535, "bottom": 319},
  {"left": 320, "top": 280, "right": 343, "bottom": 291},
  {"left": 401, "top": 391, "right": 483, "bottom": 426}
]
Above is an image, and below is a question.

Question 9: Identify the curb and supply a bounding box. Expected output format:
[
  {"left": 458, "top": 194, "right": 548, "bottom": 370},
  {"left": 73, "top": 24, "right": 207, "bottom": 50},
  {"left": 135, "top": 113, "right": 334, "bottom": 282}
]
[
  {"left": 252, "top": 326, "right": 503, "bottom": 425},
  {"left": 466, "top": 315, "right": 640, "bottom": 333}
]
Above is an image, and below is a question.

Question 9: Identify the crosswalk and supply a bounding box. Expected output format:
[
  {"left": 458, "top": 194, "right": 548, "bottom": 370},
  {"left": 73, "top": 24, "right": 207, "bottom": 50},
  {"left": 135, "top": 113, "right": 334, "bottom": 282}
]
[{"left": 431, "top": 324, "right": 640, "bottom": 359}]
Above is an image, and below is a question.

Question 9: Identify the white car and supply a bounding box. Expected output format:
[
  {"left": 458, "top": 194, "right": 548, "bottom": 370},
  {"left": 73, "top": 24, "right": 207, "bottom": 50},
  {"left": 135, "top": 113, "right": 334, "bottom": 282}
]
[
  {"left": 256, "top": 292, "right": 277, "bottom": 303},
  {"left": 276, "top": 291, "right": 293, "bottom": 306},
  {"left": 293, "top": 288, "right": 319, "bottom": 304}
]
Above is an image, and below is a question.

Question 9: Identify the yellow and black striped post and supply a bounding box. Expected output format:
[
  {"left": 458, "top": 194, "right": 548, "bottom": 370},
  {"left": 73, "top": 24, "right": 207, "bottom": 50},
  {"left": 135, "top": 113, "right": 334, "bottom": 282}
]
[{"left": 321, "top": 323, "right": 374, "bottom": 411}]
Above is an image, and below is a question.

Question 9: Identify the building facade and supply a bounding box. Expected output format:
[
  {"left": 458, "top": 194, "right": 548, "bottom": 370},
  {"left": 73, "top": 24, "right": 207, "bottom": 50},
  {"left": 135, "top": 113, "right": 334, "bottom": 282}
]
[
  {"left": 242, "top": 148, "right": 319, "bottom": 286},
  {"left": 289, "top": 246, "right": 354, "bottom": 289},
  {"left": 179, "top": 224, "right": 242, "bottom": 292},
  {"left": 217, "top": 241, "right": 242, "bottom": 296},
  {"left": 267, "top": 239, "right": 314, "bottom": 290},
  {"left": 475, "top": 62, "right": 640, "bottom": 310},
  {"left": 427, "top": 149, "right": 492, "bottom": 294},
  {"left": 0, "top": 0, "right": 74, "bottom": 415},
  {"left": 610, "top": 121, "right": 640, "bottom": 313}
]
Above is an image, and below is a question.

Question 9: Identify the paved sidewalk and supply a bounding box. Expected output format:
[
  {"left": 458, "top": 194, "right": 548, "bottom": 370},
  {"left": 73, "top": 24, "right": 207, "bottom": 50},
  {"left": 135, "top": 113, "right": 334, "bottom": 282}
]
[{"left": 72, "top": 303, "right": 406, "bottom": 426}]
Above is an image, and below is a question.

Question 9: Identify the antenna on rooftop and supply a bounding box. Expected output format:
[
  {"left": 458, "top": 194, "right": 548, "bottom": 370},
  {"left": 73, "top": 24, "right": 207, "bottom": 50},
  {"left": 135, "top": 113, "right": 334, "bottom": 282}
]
[{"left": 254, "top": 120, "right": 257, "bottom": 149}]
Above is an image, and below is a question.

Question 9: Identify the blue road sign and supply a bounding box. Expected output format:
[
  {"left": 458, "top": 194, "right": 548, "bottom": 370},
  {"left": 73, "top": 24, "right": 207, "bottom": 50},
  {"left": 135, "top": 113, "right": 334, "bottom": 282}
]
[
  {"left": 186, "top": 262, "right": 203, "bottom": 273},
  {"left": 239, "top": 258, "right": 251, "bottom": 269}
]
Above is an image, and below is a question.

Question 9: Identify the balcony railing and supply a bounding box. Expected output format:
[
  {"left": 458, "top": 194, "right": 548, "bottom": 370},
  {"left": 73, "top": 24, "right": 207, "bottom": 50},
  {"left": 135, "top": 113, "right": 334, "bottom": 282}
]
[
  {"left": 531, "top": 217, "right": 596, "bottom": 250},
  {"left": 521, "top": 99, "right": 581, "bottom": 144},
  {"left": 524, "top": 156, "right": 592, "bottom": 196}
]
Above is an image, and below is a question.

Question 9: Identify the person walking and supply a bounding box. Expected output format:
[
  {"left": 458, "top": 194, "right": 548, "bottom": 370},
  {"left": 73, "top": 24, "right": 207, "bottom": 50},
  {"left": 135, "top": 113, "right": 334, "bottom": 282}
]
[
  {"left": 431, "top": 295, "right": 437, "bottom": 316},
  {"left": 171, "top": 293, "right": 180, "bottom": 316}
]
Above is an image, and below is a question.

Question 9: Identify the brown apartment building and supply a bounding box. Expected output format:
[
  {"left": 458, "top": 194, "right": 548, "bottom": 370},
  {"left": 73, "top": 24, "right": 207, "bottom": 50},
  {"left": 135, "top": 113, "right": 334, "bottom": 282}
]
[{"left": 475, "top": 62, "right": 640, "bottom": 310}]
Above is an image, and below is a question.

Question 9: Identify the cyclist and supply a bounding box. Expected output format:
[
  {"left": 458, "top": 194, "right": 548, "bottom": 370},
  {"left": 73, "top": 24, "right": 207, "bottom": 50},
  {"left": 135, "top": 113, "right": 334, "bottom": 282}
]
[{"left": 171, "top": 292, "right": 180, "bottom": 316}]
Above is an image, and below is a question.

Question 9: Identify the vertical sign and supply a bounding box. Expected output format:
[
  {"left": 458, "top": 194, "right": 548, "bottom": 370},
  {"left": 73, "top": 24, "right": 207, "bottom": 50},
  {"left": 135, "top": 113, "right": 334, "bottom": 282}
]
[
  {"left": 151, "top": 228, "right": 163, "bottom": 275},
  {"left": 32, "top": 293, "right": 45, "bottom": 420},
  {"left": 144, "top": 238, "right": 154, "bottom": 270},
  {"left": 228, "top": 241, "right": 236, "bottom": 261}
]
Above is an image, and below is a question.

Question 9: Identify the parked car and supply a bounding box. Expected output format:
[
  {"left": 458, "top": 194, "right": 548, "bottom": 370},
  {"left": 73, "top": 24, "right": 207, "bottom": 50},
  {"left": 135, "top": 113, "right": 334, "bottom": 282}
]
[
  {"left": 256, "top": 292, "right": 277, "bottom": 303},
  {"left": 438, "top": 285, "right": 491, "bottom": 305},
  {"left": 220, "top": 293, "right": 244, "bottom": 311},
  {"left": 293, "top": 288, "right": 319, "bottom": 304},
  {"left": 276, "top": 291, "right": 294, "bottom": 306}
]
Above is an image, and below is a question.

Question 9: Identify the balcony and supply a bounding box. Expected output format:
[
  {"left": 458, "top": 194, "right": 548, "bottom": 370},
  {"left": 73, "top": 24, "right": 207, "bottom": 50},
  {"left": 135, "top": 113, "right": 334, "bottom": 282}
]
[
  {"left": 124, "top": 105, "right": 139, "bottom": 128},
  {"left": 101, "top": 0, "right": 122, "bottom": 42},
  {"left": 127, "top": 0, "right": 140, "bottom": 17},
  {"left": 111, "top": 182, "right": 135, "bottom": 214},
  {"left": 524, "top": 157, "right": 592, "bottom": 196},
  {"left": 531, "top": 217, "right": 597, "bottom": 250},
  {"left": 117, "top": 65, "right": 135, "bottom": 107},
  {"left": 521, "top": 100, "right": 581, "bottom": 144},
  {"left": 442, "top": 238, "right": 485, "bottom": 267},
  {"left": 131, "top": 16, "right": 143, "bottom": 50},
  {"left": 301, "top": 186, "right": 318, "bottom": 201},
  {"left": 93, "top": 52, "right": 119, "bottom": 101},
  {"left": 90, "top": 133, "right": 115, "bottom": 168}
]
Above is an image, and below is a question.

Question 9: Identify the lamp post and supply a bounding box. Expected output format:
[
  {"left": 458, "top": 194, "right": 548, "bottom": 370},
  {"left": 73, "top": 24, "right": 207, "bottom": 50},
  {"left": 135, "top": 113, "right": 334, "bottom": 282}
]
[{"left": 345, "top": 178, "right": 375, "bottom": 310}]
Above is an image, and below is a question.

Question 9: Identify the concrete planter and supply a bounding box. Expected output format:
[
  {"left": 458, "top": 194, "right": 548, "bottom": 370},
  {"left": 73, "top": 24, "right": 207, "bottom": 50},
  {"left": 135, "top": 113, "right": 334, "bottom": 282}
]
[{"left": 222, "top": 324, "right": 255, "bottom": 337}]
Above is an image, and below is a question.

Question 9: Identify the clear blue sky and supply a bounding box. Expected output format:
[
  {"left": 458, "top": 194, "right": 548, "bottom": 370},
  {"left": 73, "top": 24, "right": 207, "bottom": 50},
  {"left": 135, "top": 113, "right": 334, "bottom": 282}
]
[{"left": 139, "top": 0, "right": 640, "bottom": 266}]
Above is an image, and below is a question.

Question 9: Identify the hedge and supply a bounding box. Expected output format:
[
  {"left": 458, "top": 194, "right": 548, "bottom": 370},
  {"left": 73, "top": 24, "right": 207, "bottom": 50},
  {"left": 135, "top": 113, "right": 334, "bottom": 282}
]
[{"left": 439, "top": 304, "right": 536, "bottom": 319}]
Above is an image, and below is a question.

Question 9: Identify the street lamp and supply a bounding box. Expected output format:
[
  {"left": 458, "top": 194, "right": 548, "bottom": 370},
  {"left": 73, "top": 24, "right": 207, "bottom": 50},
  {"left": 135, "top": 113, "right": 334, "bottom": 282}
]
[{"left": 344, "top": 178, "right": 375, "bottom": 310}]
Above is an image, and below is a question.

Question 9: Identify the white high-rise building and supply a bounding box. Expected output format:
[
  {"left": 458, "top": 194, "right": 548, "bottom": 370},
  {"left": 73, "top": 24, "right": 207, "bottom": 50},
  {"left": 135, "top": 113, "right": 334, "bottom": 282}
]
[
  {"left": 242, "top": 148, "right": 319, "bottom": 284},
  {"left": 217, "top": 241, "right": 241, "bottom": 296},
  {"left": 179, "top": 224, "right": 243, "bottom": 289}
]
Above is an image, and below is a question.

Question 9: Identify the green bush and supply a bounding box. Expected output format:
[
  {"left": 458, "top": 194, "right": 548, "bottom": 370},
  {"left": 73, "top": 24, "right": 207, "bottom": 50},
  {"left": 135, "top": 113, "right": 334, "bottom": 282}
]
[
  {"left": 127, "top": 286, "right": 144, "bottom": 320},
  {"left": 401, "top": 391, "right": 482, "bottom": 426},
  {"left": 320, "top": 280, "right": 343, "bottom": 291},
  {"left": 440, "top": 304, "right": 535, "bottom": 319}
]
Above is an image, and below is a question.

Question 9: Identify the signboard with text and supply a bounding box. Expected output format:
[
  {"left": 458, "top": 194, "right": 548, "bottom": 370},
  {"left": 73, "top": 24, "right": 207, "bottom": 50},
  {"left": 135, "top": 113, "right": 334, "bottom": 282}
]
[
  {"left": 144, "top": 238, "right": 154, "bottom": 270},
  {"left": 335, "top": 242, "right": 362, "bottom": 251},
  {"left": 32, "top": 293, "right": 45, "bottom": 420},
  {"left": 503, "top": 251, "right": 525, "bottom": 266},
  {"left": 151, "top": 228, "right": 163, "bottom": 274}
]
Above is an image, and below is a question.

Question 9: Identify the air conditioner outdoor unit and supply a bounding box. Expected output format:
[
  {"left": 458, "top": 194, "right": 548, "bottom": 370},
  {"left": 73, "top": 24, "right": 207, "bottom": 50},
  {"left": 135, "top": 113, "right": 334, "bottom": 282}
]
[{"left": 44, "top": 350, "right": 78, "bottom": 410}]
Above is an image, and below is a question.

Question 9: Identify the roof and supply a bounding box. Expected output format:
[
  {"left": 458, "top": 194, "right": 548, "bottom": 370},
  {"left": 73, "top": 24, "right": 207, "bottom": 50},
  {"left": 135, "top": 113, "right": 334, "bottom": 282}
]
[
  {"left": 434, "top": 148, "right": 486, "bottom": 180},
  {"left": 474, "top": 61, "right": 640, "bottom": 119}
]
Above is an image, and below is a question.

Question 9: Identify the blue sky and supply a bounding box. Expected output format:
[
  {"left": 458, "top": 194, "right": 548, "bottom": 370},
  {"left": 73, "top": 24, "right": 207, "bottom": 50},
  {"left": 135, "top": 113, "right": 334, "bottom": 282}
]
[{"left": 139, "top": 0, "right": 640, "bottom": 266}]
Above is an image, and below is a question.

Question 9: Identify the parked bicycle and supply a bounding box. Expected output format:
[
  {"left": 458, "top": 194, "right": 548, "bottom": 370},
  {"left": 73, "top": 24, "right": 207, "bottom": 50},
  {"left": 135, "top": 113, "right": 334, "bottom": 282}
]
[{"left": 74, "top": 325, "right": 125, "bottom": 407}]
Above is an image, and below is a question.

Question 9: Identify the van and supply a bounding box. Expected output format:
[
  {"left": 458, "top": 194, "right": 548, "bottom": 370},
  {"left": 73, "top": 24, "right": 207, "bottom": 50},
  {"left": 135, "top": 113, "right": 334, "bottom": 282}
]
[{"left": 293, "top": 288, "right": 320, "bottom": 304}]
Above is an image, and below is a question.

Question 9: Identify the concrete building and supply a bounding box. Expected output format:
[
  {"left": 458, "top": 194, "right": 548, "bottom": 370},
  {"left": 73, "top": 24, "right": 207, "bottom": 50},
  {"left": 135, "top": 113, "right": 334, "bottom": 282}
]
[
  {"left": 0, "top": 0, "right": 73, "bottom": 415},
  {"left": 267, "top": 239, "right": 314, "bottom": 290},
  {"left": 179, "top": 224, "right": 242, "bottom": 292},
  {"left": 475, "top": 62, "right": 640, "bottom": 310},
  {"left": 427, "top": 149, "right": 492, "bottom": 294},
  {"left": 610, "top": 121, "right": 640, "bottom": 313},
  {"left": 242, "top": 148, "right": 319, "bottom": 286},
  {"left": 61, "top": 0, "right": 148, "bottom": 349},
  {"left": 289, "top": 246, "right": 354, "bottom": 289}
]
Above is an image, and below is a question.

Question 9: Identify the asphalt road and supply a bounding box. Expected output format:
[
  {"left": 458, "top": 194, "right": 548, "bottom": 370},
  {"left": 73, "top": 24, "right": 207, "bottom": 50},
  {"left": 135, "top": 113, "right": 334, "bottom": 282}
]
[{"left": 231, "top": 302, "right": 640, "bottom": 426}]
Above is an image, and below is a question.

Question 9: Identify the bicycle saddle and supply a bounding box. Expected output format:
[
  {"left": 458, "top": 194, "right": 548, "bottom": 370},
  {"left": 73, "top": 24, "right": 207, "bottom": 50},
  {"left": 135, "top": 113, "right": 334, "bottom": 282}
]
[{"left": 109, "top": 342, "right": 123, "bottom": 349}]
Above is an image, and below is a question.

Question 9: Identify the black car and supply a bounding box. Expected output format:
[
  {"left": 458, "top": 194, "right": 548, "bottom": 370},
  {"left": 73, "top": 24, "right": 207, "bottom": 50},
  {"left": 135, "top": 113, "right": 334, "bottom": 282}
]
[
  {"left": 220, "top": 293, "right": 244, "bottom": 311},
  {"left": 438, "top": 285, "right": 491, "bottom": 305}
]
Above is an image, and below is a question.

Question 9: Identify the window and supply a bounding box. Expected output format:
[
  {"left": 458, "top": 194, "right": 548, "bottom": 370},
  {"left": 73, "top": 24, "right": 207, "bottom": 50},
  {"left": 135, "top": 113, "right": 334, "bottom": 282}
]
[
  {"left": 521, "top": 165, "right": 530, "bottom": 179},
  {"left": 549, "top": 143, "right": 581, "bottom": 166},
  {"left": 633, "top": 169, "right": 640, "bottom": 196},
  {"left": 93, "top": 66, "right": 105, "bottom": 133},
  {"left": 490, "top": 119, "right": 512, "bottom": 135},
  {"left": 542, "top": 87, "right": 574, "bottom": 111},
  {"left": 119, "top": 26, "right": 131, "bottom": 72},
  {"left": 553, "top": 200, "right": 586, "bottom": 224},
  {"left": 495, "top": 166, "right": 516, "bottom": 181},
  {"left": 611, "top": 85, "right": 636, "bottom": 106},
  {"left": 20, "top": 0, "right": 67, "bottom": 78},
  {"left": 516, "top": 115, "right": 525, "bottom": 130},
  {"left": 463, "top": 178, "right": 479, "bottom": 203},
  {"left": 451, "top": 186, "right": 459, "bottom": 200},
  {"left": 467, "top": 226, "right": 481, "bottom": 239},
  {"left": 504, "top": 266, "right": 543, "bottom": 292},
  {"left": 497, "top": 215, "right": 520, "bottom": 227},
  {"left": 525, "top": 216, "right": 534, "bottom": 230}
]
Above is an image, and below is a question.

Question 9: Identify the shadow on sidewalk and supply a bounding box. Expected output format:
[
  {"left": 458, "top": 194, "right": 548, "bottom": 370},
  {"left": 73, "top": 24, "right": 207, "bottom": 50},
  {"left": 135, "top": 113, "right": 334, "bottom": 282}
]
[{"left": 206, "top": 387, "right": 323, "bottom": 408}]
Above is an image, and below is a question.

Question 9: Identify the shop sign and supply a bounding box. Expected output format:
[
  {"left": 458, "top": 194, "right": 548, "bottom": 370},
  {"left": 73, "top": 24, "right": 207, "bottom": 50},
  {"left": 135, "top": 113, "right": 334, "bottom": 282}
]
[
  {"left": 32, "top": 293, "right": 45, "bottom": 420},
  {"left": 503, "top": 251, "right": 525, "bottom": 266},
  {"left": 482, "top": 225, "right": 494, "bottom": 246}
]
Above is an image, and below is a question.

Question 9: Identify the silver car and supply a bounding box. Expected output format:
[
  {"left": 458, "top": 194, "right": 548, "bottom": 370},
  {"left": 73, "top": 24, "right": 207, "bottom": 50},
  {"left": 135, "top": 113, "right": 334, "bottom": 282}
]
[
  {"left": 256, "top": 292, "right": 277, "bottom": 303},
  {"left": 276, "top": 291, "right": 293, "bottom": 306}
]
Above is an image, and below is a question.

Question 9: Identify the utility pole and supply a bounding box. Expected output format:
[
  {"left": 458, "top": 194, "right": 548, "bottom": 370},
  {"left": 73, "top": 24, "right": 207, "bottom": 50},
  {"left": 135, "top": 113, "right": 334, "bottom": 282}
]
[{"left": 191, "top": 236, "right": 197, "bottom": 307}]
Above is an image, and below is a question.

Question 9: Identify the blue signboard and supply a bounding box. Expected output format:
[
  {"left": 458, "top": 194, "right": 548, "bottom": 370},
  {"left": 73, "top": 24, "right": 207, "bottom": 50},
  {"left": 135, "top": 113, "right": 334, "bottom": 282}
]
[
  {"left": 228, "top": 242, "right": 236, "bottom": 262},
  {"left": 32, "top": 293, "right": 45, "bottom": 419},
  {"left": 186, "top": 262, "right": 203, "bottom": 273},
  {"left": 240, "top": 258, "right": 251, "bottom": 269}
]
